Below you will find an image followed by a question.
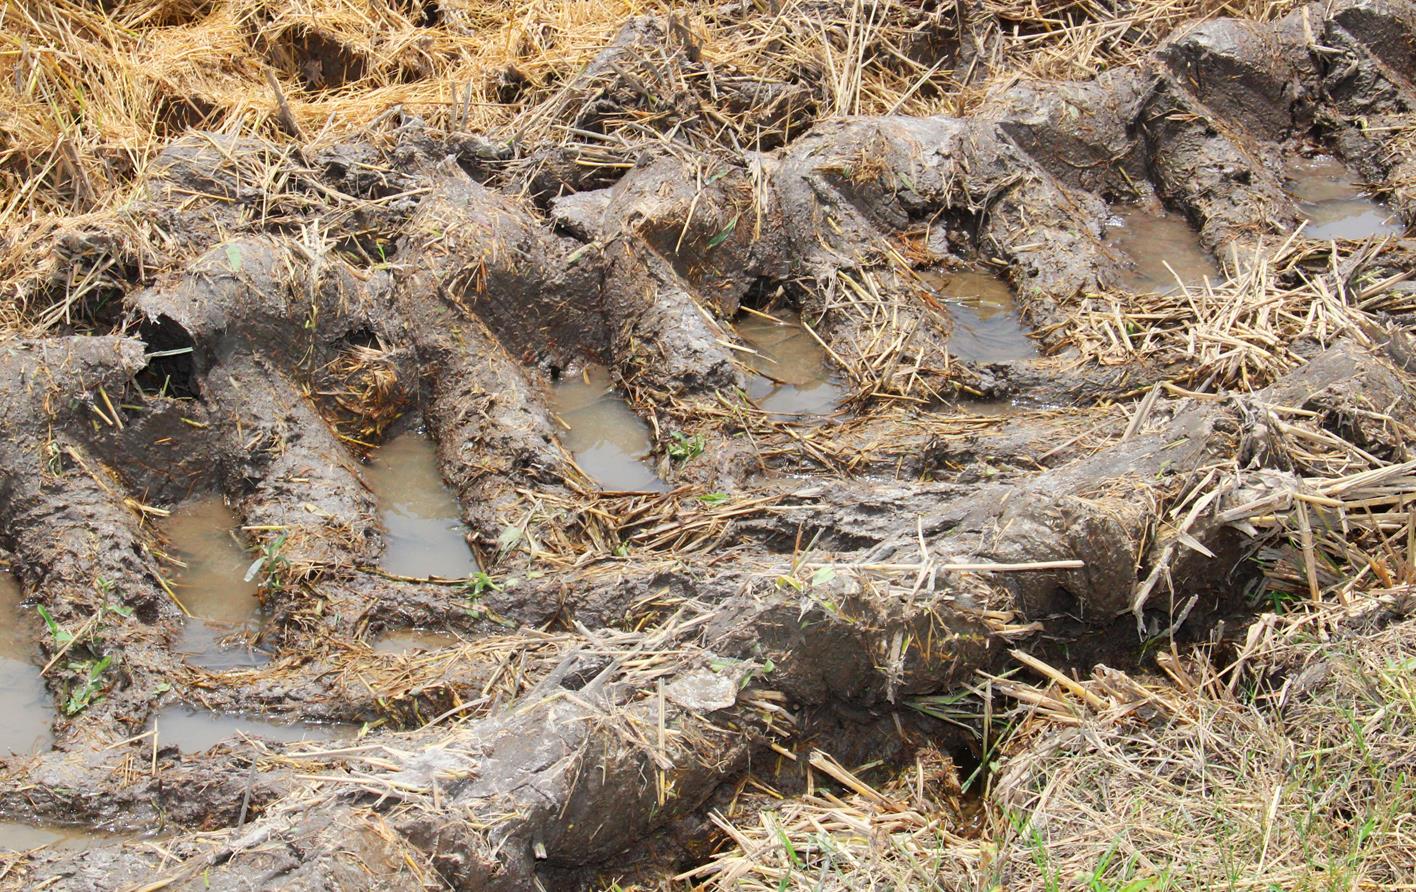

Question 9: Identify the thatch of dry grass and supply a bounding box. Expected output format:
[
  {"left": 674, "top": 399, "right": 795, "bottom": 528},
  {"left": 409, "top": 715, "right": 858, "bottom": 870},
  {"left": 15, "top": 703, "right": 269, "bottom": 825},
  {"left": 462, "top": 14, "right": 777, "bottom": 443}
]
[
  {"left": 684, "top": 598, "right": 1416, "bottom": 891},
  {"left": 1049, "top": 235, "right": 1416, "bottom": 392},
  {"left": 982, "top": 601, "right": 1416, "bottom": 890}
]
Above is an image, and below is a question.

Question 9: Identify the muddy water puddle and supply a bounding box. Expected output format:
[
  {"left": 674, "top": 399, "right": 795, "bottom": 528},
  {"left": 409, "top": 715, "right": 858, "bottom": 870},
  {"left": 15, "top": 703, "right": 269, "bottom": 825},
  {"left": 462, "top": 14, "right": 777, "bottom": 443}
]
[
  {"left": 1285, "top": 155, "right": 1405, "bottom": 240},
  {"left": 916, "top": 271, "right": 1039, "bottom": 362},
  {"left": 365, "top": 431, "right": 479, "bottom": 579},
  {"left": 0, "top": 821, "right": 131, "bottom": 853},
  {"left": 150, "top": 705, "right": 355, "bottom": 753},
  {"left": 161, "top": 497, "right": 268, "bottom": 670},
  {"left": 736, "top": 308, "right": 846, "bottom": 418},
  {"left": 373, "top": 629, "right": 460, "bottom": 654},
  {"left": 0, "top": 572, "right": 54, "bottom": 756},
  {"left": 552, "top": 365, "right": 667, "bottom": 491},
  {"left": 1107, "top": 204, "right": 1220, "bottom": 293}
]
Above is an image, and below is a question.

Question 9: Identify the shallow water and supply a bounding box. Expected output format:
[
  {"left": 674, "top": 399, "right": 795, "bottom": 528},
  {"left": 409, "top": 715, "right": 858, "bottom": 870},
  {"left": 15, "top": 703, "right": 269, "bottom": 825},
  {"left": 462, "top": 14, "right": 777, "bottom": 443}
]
[
  {"left": 173, "top": 622, "right": 268, "bottom": 671},
  {"left": 735, "top": 309, "right": 846, "bottom": 417},
  {"left": 373, "top": 629, "right": 460, "bottom": 654},
  {"left": 149, "top": 705, "right": 355, "bottom": 753},
  {"left": 917, "top": 271, "right": 1039, "bottom": 362},
  {"left": 161, "top": 497, "right": 267, "bottom": 670},
  {"left": 552, "top": 365, "right": 666, "bottom": 491},
  {"left": 0, "top": 572, "right": 54, "bottom": 756},
  {"left": 1285, "top": 155, "right": 1405, "bottom": 240},
  {"left": 1108, "top": 204, "right": 1220, "bottom": 294},
  {"left": 0, "top": 821, "right": 127, "bottom": 853},
  {"left": 365, "top": 431, "right": 479, "bottom": 578}
]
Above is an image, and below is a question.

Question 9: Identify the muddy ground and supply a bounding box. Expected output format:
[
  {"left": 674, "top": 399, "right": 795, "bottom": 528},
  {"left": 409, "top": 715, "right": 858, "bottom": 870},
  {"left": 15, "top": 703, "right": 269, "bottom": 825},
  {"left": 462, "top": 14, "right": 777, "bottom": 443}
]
[{"left": 2, "top": 0, "right": 1416, "bottom": 888}]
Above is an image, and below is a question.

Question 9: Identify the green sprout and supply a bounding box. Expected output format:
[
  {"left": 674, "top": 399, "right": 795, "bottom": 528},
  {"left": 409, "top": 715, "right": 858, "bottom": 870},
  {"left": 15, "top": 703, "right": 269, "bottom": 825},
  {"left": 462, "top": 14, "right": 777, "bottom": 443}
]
[{"left": 667, "top": 431, "right": 706, "bottom": 463}]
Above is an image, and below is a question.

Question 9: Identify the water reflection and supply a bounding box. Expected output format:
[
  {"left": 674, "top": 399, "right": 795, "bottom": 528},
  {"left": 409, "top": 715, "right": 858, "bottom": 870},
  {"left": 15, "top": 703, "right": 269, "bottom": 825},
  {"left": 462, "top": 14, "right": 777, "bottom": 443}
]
[
  {"left": 365, "top": 431, "right": 479, "bottom": 579},
  {"left": 552, "top": 366, "right": 666, "bottom": 491},
  {"left": 736, "top": 308, "right": 846, "bottom": 418}
]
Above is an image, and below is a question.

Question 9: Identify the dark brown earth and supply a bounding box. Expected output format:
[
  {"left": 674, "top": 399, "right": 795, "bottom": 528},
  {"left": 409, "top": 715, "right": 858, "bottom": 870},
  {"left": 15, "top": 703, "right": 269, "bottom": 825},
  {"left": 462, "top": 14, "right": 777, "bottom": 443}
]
[{"left": 2, "top": 0, "right": 1416, "bottom": 888}]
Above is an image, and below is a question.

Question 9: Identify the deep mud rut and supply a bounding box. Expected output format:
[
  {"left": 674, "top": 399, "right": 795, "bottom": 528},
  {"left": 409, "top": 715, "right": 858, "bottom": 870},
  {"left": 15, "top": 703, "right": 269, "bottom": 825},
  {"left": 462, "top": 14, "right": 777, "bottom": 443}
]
[{"left": 3, "top": 0, "right": 1416, "bottom": 888}]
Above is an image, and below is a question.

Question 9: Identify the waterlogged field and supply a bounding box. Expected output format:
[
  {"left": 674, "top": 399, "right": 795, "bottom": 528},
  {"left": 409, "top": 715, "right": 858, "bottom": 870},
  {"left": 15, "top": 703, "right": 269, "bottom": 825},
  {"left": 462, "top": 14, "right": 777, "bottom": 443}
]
[{"left": 1, "top": 0, "right": 1416, "bottom": 888}]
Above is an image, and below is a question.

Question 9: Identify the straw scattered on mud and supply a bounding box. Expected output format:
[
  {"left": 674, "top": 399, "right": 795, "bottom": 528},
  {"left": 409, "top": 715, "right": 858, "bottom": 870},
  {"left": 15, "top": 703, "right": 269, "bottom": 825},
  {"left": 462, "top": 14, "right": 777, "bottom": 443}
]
[{"left": 3, "top": 0, "right": 1416, "bottom": 890}]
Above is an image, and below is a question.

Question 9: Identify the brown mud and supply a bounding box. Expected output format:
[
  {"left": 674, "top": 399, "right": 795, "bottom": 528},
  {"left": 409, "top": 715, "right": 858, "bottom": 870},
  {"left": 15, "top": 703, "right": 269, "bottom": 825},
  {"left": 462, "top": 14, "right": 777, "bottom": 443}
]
[{"left": 2, "top": 0, "right": 1416, "bottom": 887}]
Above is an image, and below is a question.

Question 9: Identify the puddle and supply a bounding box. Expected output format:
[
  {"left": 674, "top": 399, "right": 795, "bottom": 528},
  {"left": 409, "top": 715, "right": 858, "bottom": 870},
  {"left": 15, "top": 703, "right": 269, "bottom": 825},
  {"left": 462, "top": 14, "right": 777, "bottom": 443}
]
[
  {"left": 173, "top": 623, "right": 268, "bottom": 671},
  {"left": 735, "top": 308, "right": 846, "bottom": 418},
  {"left": 552, "top": 365, "right": 666, "bottom": 491},
  {"left": 0, "top": 821, "right": 129, "bottom": 853},
  {"left": 160, "top": 497, "right": 268, "bottom": 670},
  {"left": 150, "top": 705, "right": 355, "bottom": 753},
  {"left": 917, "top": 271, "right": 1039, "bottom": 363},
  {"left": 0, "top": 572, "right": 54, "bottom": 756},
  {"left": 365, "top": 431, "right": 479, "bottom": 578},
  {"left": 1285, "top": 155, "right": 1405, "bottom": 240},
  {"left": 373, "top": 629, "right": 460, "bottom": 654},
  {"left": 1107, "top": 203, "right": 1220, "bottom": 294}
]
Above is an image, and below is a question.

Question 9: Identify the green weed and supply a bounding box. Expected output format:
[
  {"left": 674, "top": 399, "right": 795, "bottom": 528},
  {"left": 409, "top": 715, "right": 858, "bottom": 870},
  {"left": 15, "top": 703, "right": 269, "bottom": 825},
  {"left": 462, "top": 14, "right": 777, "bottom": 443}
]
[{"left": 667, "top": 431, "right": 705, "bottom": 463}]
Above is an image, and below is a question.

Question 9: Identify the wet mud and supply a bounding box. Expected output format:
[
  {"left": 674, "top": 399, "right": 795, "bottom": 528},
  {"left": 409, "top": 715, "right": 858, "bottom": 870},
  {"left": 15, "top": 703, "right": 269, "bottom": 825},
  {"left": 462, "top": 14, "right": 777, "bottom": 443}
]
[{"left": 3, "top": 0, "right": 1416, "bottom": 887}]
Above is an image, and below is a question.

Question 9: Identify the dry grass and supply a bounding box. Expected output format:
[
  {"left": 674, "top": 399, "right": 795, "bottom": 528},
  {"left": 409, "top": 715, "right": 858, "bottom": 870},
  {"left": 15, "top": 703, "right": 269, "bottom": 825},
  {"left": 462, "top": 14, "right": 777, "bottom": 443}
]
[
  {"left": 1049, "top": 235, "right": 1416, "bottom": 391},
  {"left": 973, "top": 0, "right": 1298, "bottom": 95},
  {"left": 979, "top": 600, "right": 1416, "bottom": 890},
  {"left": 686, "top": 607, "right": 1416, "bottom": 890},
  {"left": 679, "top": 748, "right": 985, "bottom": 890}
]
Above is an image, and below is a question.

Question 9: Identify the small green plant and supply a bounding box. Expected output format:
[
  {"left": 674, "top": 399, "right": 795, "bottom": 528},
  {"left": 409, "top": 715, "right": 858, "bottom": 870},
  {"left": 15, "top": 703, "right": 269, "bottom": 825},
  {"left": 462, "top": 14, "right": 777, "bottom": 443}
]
[
  {"left": 36, "top": 605, "right": 75, "bottom": 645},
  {"left": 1267, "top": 588, "right": 1298, "bottom": 614},
  {"left": 36, "top": 599, "right": 129, "bottom": 648},
  {"left": 495, "top": 524, "right": 524, "bottom": 559},
  {"left": 706, "top": 214, "right": 739, "bottom": 250},
  {"left": 667, "top": 431, "right": 705, "bottom": 463},
  {"left": 244, "top": 533, "right": 291, "bottom": 590},
  {"left": 64, "top": 655, "right": 112, "bottom": 715},
  {"left": 44, "top": 440, "right": 64, "bottom": 476},
  {"left": 465, "top": 570, "right": 502, "bottom": 600},
  {"left": 697, "top": 491, "right": 730, "bottom": 506},
  {"left": 36, "top": 599, "right": 129, "bottom": 716},
  {"left": 463, "top": 571, "right": 511, "bottom": 624},
  {"left": 709, "top": 656, "right": 775, "bottom": 689}
]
